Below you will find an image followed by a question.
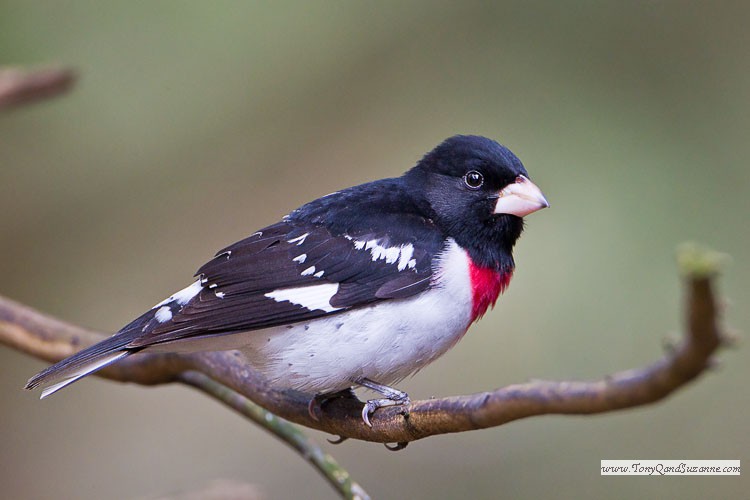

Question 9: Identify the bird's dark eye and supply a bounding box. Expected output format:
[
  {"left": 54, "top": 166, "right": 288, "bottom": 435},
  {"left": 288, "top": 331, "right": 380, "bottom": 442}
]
[{"left": 464, "top": 171, "right": 484, "bottom": 189}]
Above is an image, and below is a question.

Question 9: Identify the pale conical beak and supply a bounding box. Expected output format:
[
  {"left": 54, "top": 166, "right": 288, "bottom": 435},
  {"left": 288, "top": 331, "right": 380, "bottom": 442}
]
[{"left": 493, "top": 175, "right": 549, "bottom": 217}]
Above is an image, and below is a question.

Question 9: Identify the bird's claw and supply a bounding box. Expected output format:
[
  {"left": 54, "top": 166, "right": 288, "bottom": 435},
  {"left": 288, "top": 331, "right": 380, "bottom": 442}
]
[
  {"left": 327, "top": 435, "right": 349, "bottom": 445},
  {"left": 384, "top": 441, "right": 409, "bottom": 451},
  {"left": 353, "top": 378, "right": 411, "bottom": 427},
  {"left": 361, "top": 400, "right": 377, "bottom": 427},
  {"left": 360, "top": 397, "right": 411, "bottom": 427}
]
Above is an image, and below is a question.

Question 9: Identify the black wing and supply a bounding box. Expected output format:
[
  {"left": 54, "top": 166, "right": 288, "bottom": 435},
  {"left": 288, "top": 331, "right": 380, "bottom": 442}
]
[{"left": 127, "top": 217, "right": 442, "bottom": 348}]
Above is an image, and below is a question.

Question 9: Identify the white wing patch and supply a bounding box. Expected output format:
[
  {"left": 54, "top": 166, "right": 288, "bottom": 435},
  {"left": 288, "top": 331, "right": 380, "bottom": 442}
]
[
  {"left": 287, "top": 233, "right": 309, "bottom": 246},
  {"left": 152, "top": 279, "right": 203, "bottom": 309},
  {"left": 397, "top": 243, "right": 415, "bottom": 271},
  {"left": 384, "top": 246, "right": 400, "bottom": 264},
  {"left": 155, "top": 306, "right": 173, "bottom": 323},
  {"left": 265, "top": 284, "right": 342, "bottom": 313},
  {"left": 348, "top": 238, "right": 417, "bottom": 271}
]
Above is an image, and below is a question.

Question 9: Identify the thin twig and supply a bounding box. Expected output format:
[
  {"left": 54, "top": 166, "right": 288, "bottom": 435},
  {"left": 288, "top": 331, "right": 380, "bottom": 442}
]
[
  {"left": 0, "top": 244, "right": 732, "bottom": 444},
  {"left": 179, "top": 371, "right": 370, "bottom": 500}
]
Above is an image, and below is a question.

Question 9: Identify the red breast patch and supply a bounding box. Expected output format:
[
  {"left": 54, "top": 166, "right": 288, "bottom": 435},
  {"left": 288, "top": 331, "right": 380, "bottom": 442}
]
[{"left": 469, "top": 261, "right": 512, "bottom": 322}]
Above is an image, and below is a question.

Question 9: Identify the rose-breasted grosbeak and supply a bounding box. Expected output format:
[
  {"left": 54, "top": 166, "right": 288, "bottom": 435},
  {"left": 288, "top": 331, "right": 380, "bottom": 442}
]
[{"left": 26, "top": 135, "right": 548, "bottom": 425}]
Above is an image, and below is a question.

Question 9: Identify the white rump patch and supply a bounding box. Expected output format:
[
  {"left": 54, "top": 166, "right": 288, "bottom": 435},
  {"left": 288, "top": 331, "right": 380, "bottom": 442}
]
[
  {"left": 265, "top": 283, "right": 341, "bottom": 313},
  {"left": 152, "top": 279, "right": 203, "bottom": 308},
  {"left": 155, "top": 306, "right": 172, "bottom": 323}
]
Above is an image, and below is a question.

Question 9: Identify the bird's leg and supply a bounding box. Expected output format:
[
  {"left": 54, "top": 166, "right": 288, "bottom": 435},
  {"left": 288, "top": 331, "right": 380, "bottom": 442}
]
[
  {"left": 355, "top": 377, "right": 410, "bottom": 427},
  {"left": 308, "top": 387, "right": 359, "bottom": 420}
]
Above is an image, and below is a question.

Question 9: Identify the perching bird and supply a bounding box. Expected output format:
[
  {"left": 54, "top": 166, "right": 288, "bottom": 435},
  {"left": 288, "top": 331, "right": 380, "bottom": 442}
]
[{"left": 26, "top": 135, "right": 548, "bottom": 426}]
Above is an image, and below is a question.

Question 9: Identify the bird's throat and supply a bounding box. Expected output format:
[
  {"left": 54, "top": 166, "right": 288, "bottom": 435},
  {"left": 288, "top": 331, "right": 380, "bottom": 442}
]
[{"left": 468, "top": 261, "right": 513, "bottom": 322}]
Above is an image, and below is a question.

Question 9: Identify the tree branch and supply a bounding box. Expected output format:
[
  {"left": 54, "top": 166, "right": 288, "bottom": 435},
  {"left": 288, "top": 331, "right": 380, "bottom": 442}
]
[
  {"left": 2, "top": 63, "right": 733, "bottom": 499},
  {"left": 0, "top": 66, "right": 76, "bottom": 109},
  {"left": 0, "top": 245, "right": 732, "bottom": 445}
]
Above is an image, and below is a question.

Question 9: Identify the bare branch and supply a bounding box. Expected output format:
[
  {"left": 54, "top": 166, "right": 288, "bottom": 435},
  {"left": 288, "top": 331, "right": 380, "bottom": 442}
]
[
  {"left": 0, "top": 63, "right": 732, "bottom": 498},
  {"left": 0, "top": 66, "right": 76, "bottom": 110},
  {"left": 0, "top": 245, "right": 732, "bottom": 445}
]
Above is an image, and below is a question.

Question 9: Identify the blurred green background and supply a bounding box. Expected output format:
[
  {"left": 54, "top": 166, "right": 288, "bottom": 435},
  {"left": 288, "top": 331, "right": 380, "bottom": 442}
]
[{"left": 1, "top": 1, "right": 747, "bottom": 499}]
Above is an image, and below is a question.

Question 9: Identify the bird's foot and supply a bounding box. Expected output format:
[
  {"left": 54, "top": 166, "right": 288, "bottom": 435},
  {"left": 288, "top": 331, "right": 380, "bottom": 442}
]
[
  {"left": 356, "top": 377, "right": 410, "bottom": 427},
  {"left": 308, "top": 387, "right": 358, "bottom": 421}
]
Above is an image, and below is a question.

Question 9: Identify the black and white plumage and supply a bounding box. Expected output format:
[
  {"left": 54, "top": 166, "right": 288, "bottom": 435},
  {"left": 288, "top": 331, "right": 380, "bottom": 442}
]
[{"left": 26, "top": 135, "right": 548, "bottom": 423}]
